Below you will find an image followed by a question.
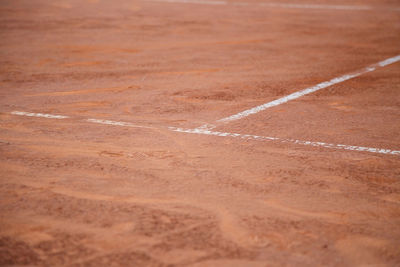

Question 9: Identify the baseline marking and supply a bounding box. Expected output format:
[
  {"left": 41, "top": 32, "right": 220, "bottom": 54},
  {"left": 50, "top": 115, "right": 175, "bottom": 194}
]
[
  {"left": 147, "top": 0, "right": 400, "bottom": 11},
  {"left": 257, "top": 2, "right": 372, "bottom": 10},
  {"left": 150, "top": 0, "right": 226, "bottom": 5},
  {"left": 10, "top": 111, "right": 69, "bottom": 119},
  {"left": 215, "top": 55, "right": 400, "bottom": 125},
  {"left": 86, "top": 118, "right": 154, "bottom": 129},
  {"left": 170, "top": 127, "right": 400, "bottom": 156},
  {"left": 9, "top": 111, "right": 400, "bottom": 156}
]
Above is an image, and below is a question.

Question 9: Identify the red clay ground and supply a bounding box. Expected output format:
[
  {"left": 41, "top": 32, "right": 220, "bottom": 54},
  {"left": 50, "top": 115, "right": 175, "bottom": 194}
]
[{"left": 1, "top": 0, "right": 400, "bottom": 266}]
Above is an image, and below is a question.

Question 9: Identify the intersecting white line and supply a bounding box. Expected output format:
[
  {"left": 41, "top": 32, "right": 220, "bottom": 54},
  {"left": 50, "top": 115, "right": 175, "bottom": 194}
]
[
  {"left": 8, "top": 111, "right": 400, "bottom": 156},
  {"left": 214, "top": 55, "right": 400, "bottom": 125},
  {"left": 8, "top": 54, "right": 400, "bottom": 157}
]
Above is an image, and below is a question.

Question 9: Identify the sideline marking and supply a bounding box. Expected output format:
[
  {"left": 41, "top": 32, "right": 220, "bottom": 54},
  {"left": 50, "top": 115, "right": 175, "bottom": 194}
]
[
  {"left": 170, "top": 127, "right": 400, "bottom": 156},
  {"left": 86, "top": 118, "right": 154, "bottom": 129},
  {"left": 10, "top": 111, "right": 69, "bottom": 119},
  {"left": 215, "top": 55, "right": 400, "bottom": 125},
  {"left": 147, "top": 0, "right": 400, "bottom": 11},
  {"left": 9, "top": 111, "right": 400, "bottom": 156}
]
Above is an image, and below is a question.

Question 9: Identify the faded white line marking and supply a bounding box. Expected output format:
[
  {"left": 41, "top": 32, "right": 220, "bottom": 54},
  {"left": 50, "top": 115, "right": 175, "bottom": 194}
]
[
  {"left": 86, "top": 118, "right": 154, "bottom": 129},
  {"left": 378, "top": 55, "right": 400, "bottom": 67},
  {"left": 257, "top": 2, "right": 371, "bottom": 10},
  {"left": 11, "top": 111, "right": 69, "bottom": 119},
  {"left": 170, "top": 127, "right": 400, "bottom": 156},
  {"left": 10, "top": 110, "right": 400, "bottom": 156},
  {"left": 147, "top": 0, "right": 400, "bottom": 11},
  {"left": 215, "top": 54, "right": 400, "bottom": 124},
  {"left": 149, "top": 0, "right": 226, "bottom": 5}
]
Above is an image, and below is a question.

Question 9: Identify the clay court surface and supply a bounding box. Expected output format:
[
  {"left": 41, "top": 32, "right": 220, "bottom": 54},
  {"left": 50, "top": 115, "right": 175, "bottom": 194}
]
[{"left": 1, "top": 0, "right": 400, "bottom": 266}]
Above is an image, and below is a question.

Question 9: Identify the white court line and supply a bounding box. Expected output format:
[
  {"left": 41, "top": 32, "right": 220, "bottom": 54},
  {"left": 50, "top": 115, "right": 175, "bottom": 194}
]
[
  {"left": 170, "top": 127, "right": 400, "bottom": 156},
  {"left": 9, "top": 111, "right": 400, "bottom": 156},
  {"left": 150, "top": 0, "right": 226, "bottom": 5},
  {"left": 86, "top": 118, "right": 154, "bottom": 129},
  {"left": 147, "top": 0, "right": 400, "bottom": 11},
  {"left": 257, "top": 2, "right": 371, "bottom": 10},
  {"left": 214, "top": 55, "right": 400, "bottom": 125},
  {"left": 10, "top": 111, "right": 69, "bottom": 119}
]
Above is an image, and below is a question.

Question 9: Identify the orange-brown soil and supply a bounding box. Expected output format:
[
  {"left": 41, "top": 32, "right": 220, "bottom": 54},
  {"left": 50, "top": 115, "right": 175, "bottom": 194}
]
[{"left": 1, "top": 0, "right": 400, "bottom": 266}]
